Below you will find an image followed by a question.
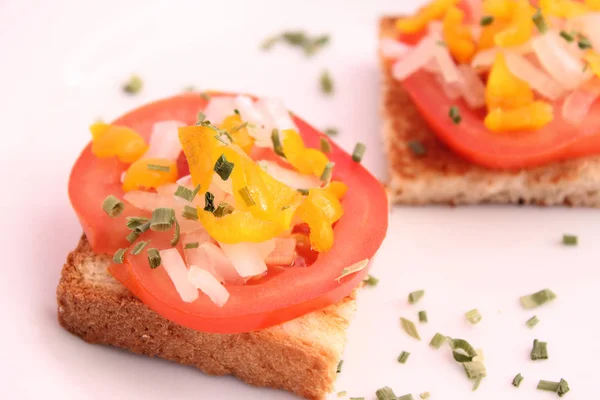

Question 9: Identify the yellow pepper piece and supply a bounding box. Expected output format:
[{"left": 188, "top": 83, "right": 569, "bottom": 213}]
[
  {"left": 485, "top": 53, "right": 534, "bottom": 111},
  {"left": 478, "top": 18, "right": 511, "bottom": 50},
  {"left": 494, "top": 0, "right": 535, "bottom": 47},
  {"left": 295, "top": 188, "right": 344, "bottom": 252},
  {"left": 443, "top": 6, "right": 476, "bottom": 63},
  {"left": 484, "top": 101, "right": 554, "bottom": 131},
  {"left": 198, "top": 209, "right": 287, "bottom": 244},
  {"left": 587, "top": 0, "right": 600, "bottom": 10},
  {"left": 396, "top": 0, "right": 459, "bottom": 33},
  {"left": 281, "top": 129, "right": 329, "bottom": 177},
  {"left": 328, "top": 181, "right": 348, "bottom": 199},
  {"left": 483, "top": 0, "right": 514, "bottom": 19},
  {"left": 179, "top": 125, "right": 219, "bottom": 191},
  {"left": 584, "top": 51, "right": 600, "bottom": 78},
  {"left": 540, "top": 0, "right": 590, "bottom": 17},
  {"left": 90, "top": 123, "right": 148, "bottom": 164},
  {"left": 122, "top": 157, "right": 178, "bottom": 192},
  {"left": 219, "top": 114, "right": 255, "bottom": 154}
]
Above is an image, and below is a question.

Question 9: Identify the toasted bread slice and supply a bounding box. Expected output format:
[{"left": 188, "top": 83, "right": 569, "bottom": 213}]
[
  {"left": 56, "top": 236, "right": 356, "bottom": 400},
  {"left": 379, "top": 16, "right": 600, "bottom": 207}
]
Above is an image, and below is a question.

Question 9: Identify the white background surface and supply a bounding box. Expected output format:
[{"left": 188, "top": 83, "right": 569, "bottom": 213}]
[{"left": 1, "top": 0, "right": 598, "bottom": 399}]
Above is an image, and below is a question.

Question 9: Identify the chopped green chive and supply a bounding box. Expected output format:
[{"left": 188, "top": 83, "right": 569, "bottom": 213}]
[
  {"left": 238, "top": 186, "right": 255, "bottom": 206},
  {"left": 471, "top": 373, "right": 485, "bottom": 391},
  {"left": 297, "top": 188, "right": 309, "bottom": 196},
  {"left": 320, "top": 70, "right": 334, "bottom": 95},
  {"left": 113, "top": 248, "right": 127, "bottom": 264},
  {"left": 480, "top": 15, "right": 494, "bottom": 26},
  {"left": 436, "top": 40, "right": 446, "bottom": 47},
  {"left": 408, "top": 140, "right": 426, "bottom": 156},
  {"left": 450, "top": 338, "right": 477, "bottom": 362},
  {"left": 336, "top": 360, "right": 343, "bottom": 373},
  {"left": 418, "top": 310, "right": 428, "bottom": 323},
  {"left": 122, "top": 75, "right": 143, "bottom": 94},
  {"left": 320, "top": 137, "right": 331, "bottom": 153},
  {"left": 449, "top": 105, "right": 462, "bottom": 124},
  {"left": 261, "top": 35, "right": 280, "bottom": 50},
  {"left": 234, "top": 109, "right": 240, "bottom": 115},
  {"left": 350, "top": 398, "right": 366, "bottom": 400},
  {"left": 185, "top": 242, "right": 199, "bottom": 249},
  {"left": 512, "top": 373, "right": 524, "bottom": 388},
  {"left": 526, "top": 315, "right": 540, "bottom": 329},
  {"left": 204, "top": 192, "right": 215, "bottom": 213},
  {"left": 134, "top": 220, "right": 151, "bottom": 234},
  {"left": 196, "top": 111, "right": 206, "bottom": 125},
  {"left": 214, "top": 154, "right": 235, "bottom": 181},
  {"left": 363, "top": 274, "right": 379, "bottom": 286},
  {"left": 175, "top": 184, "right": 201, "bottom": 202},
  {"left": 324, "top": 127, "right": 338, "bottom": 136},
  {"left": 337, "top": 391, "right": 347, "bottom": 398},
  {"left": 530, "top": 339, "right": 549, "bottom": 360},
  {"left": 320, "top": 162, "right": 334, "bottom": 184},
  {"left": 560, "top": 30, "right": 574, "bottom": 42},
  {"left": 126, "top": 230, "right": 140, "bottom": 244},
  {"left": 400, "top": 317, "right": 421, "bottom": 340},
  {"left": 463, "top": 361, "right": 487, "bottom": 389},
  {"left": 184, "top": 85, "right": 196, "bottom": 92},
  {"left": 214, "top": 202, "right": 234, "bottom": 218},
  {"left": 130, "top": 240, "right": 149, "bottom": 256},
  {"left": 335, "top": 259, "right": 369, "bottom": 282},
  {"left": 537, "top": 378, "right": 569, "bottom": 396},
  {"left": 408, "top": 290, "right": 424, "bottom": 304},
  {"left": 182, "top": 205, "right": 198, "bottom": 220},
  {"left": 126, "top": 216, "right": 149, "bottom": 230},
  {"left": 465, "top": 309, "right": 482, "bottom": 325},
  {"left": 170, "top": 219, "right": 180, "bottom": 246},
  {"left": 147, "top": 248, "right": 161, "bottom": 269},
  {"left": 375, "top": 386, "right": 397, "bottom": 400},
  {"left": 200, "top": 92, "right": 211, "bottom": 101},
  {"left": 398, "top": 395, "right": 414, "bottom": 400},
  {"left": 271, "top": 129, "right": 286, "bottom": 158},
  {"left": 261, "top": 31, "right": 330, "bottom": 56},
  {"left": 429, "top": 332, "right": 446, "bottom": 349},
  {"left": 150, "top": 208, "right": 175, "bottom": 232},
  {"left": 562, "top": 234, "right": 577, "bottom": 246},
  {"left": 397, "top": 351, "right": 411, "bottom": 364},
  {"left": 147, "top": 164, "right": 170, "bottom": 172},
  {"left": 102, "top": 195, "right": 124, "bottom": 218},
  {"left": 419, "top": 393, "right": 430, "bottom": 399},
  {"left": 532, "top": 9, "right": 548, "bottom": 34},
  {"left": 578, "top": 36, "right": 592, "bottom": 50},
  {"left": 520, "top": 288, "right": 557, "bottom": 309},
  {"left": 352, "top": 142, "right": 366, "bottom": 163},
  {"left": 230, "top": 121, "right": 248, "bottom": 133},
  {"left": 304, "top": 34, "right": 330, "bottom": 56}
]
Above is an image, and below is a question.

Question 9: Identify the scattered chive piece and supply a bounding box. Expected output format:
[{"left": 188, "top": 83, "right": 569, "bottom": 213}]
[
  {"left": 397, "top": 351, "right": 411, "bottom": 364},
  {"left": 147, "top": 248, "right": 161, "bottom": 269},
  {"left": 450, "top": 338, "right": 478, "bottom": 362},
  {"left": 418, "top": 310, "right": 428, "bottom": 323},
  {"left": 375, "top": 386, "right": 397, "bottom": 400},
  {"left": 462, "top": 361, "right": 487, "bottom": 380},
  {"left": 408, "top": 290, "right": 424, "bottom": 304},
  {"left": 530, "top": 339, "right": 549, "bottom": 360},
  {"left": 351, "top": 142, "right": 366, "bottom": 163},
  {"left": 578, "top": 36, "right": 592, "bottom": 50},
  {"left": 134, "top": 220, "right": 151, "bottom": 234},
  {"left": 350, "top": 398, "right": 365, "bottom": 400},
  {"left": 150, "top": 208, "right": 175, "bottom": 232},
  {"left": 408, "top": 140, "right": 426, "bottom": 156},
  {"left": 336, "top": 259, "right": 369, "bottom": 282},
  {"left": 113, "top": 248, "right": 127, "bottom": 264},
  {"left": 305, "top": 34, "right": 330, "bottom": 56},
  {"left": 185, "top": 242, "right": 199, "bottom": 249},
  {"left": 560, "top": 30, "right": 574, "bottom": 42},
  {"left": 399, "top": 395, "right": 414, "bottom": 400},
  {"left": 436, "top": 40, "right": 446, "bottom": 47},
  {"left": 200, "top": 92, "right": 211, "bottom": 101},
  {"left": 130, "top": 240, "right": 149, "bottom": 256},
  {"left": 537, "top": 378, "right": 569, "bottom": 396},
  {"left": 260, "top": 35, "right": 280, "bottom": 50},
  {"left": 363, "top": 274, "right": 379, "bottom": 286},
  {"left": 102, "top": 195, "right": 124, "bottom": 218},
  {"left": 320, "top": 162, "right": 334, "bottom": 184},
  {"left": 234, "top": 108, "right": 240, "bottom": 115},
  {"left": 238, "top": 186, "right": 255, "bottom": 206},
  {"left": 196, "top": 111, "right": 206, "bottom": 125},
  {"left": 182, "top": 205, "right": 198, "bottom": 220},
  {"left": 320, "top": 137, "right": 331, "bottom": 153},
  {"left": 271, "top": 129, "right": 286, "bottom": 157},
  {"left": 472, "top": 374, "right": 485, "bottom": 391},
  {"left": 512, "top": 373, "right": 524, "bottom": 388},
  {"left": 429, "top": 333, "right": 446, "bottom": 349},
  {"left": 532, "top": 9, "right": 548, "bottom": 34},
  {"left": 297, "top": 188, "right": 309, "bottom": 195},
  {"left": 419, "top": 393, "right": 430, "bottom": 399},
  {"left": 480, "top": 15, "right": 494, "bottom": 26},
  {"left": 230, "top": 121, "right": 248, "bottom": 133},
  {"left": 126, "top": 230, "right": 140, "bottom": 244},
  {"left": 175, "top": 184, "right": 201, "bottom": 202},
  {"left": 170, "top": 219, "right": 180, "bottom": 246},
  {"left": 557, "top": 379, "right": 570, "bottom": 397},
  {"left": 126, "top": 216, "right": 149, "bottom": 230},
  {"left": 336, "top": 360, "right": 343, "bottom": 373},
  {"left": 324, "top": 127, "right": 338, "bottom": 136},
  {"left": 562, "top": 234, "right": 577, "bottom": 246},
  {"left": 400, "top": 317, "right": 421, "bottom": 340},
  {"left": 214, "top": 202, "right": 234, "bottom": 218},
  {"left": 122, "top": 75, "right": 143, "bottom": 94},
  {"left": 184, "top": 85, "right": 195, "bottom": 92},
  {"left": 214, "top": 154, "right": 235, "bottom": 181},
  {"left": 526, "top": 315, "right": 540, "bottom": 329},
  {"left": 449, "top": 105, "right": 462, "bottom": 124},
  {"left": 147, "top": 164, "right": 170, "bottom": 172},
  {"left": 204, "top": 192, "right": 215, "bottom": 213},
  {"left": 337, "top": 391, "right": 347, "bottom": 398},
  {"left": 520, "top": 288, "right": 557, "bottom": 309},
  {"left": 465, "top": 309, "right": 482, "bottom": 325},
  {"left": 320, "top": 70, "right": 334, "bottom": 94},
  {"left": 261, "top": 31, "right": 330, "bottom": 56}
]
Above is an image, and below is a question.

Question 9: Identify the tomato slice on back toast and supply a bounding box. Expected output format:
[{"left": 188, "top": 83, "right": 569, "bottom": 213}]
[{"left": 70, "top": 93, "right": 388, "bottom": 334}]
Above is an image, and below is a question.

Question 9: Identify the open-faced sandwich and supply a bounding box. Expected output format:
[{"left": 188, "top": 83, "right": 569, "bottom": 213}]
[
  {"left": 380, "top": 0, "right": 600, "bottom": 206},
  {"left": 57, "top": 92, "right": 388, "bottom": 399}
]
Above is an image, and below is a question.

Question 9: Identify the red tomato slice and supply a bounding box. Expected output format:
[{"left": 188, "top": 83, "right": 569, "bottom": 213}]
[
  {"left": 403, "top": 70, "right": 600, "bottom": 169},
  {"left": 70, "top": 93, "right": 388, "bottom": 334}
]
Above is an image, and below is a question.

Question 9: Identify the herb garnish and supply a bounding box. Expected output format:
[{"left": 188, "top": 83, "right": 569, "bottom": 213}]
[
  {"left": 200, "top": 92, "right": 211, "bottom": 101},
  {"left": 320, "top": 162, "right": 334, "bottom": 184},
  {"left": 324, "top": 127, "right": 338, "bottom": 136},
  {"left": 182, "top": 205, "right": 198, "bottom": 220},
  {"left": 408, "top": 140, "right": 427, "bottom": 156},
  {"left": 297, "top": 188, "right": 309, "bottom": 196},
  {"left": 375, "top": 386, "right": 397, "bottom": 400},
  {"left": 363, "top": 274, "right": 379, "bottom": 286},
  {"left": 214, "top": 154, "right": 235, "bottom": 181},
  {"left": 562, "top": 234, "right": 577, "bottom": 246},
  {"left": 526, "top": 315, "right": 540, "bottom": 329},
  {"left": 520, "top": 288, "right": 557, "bottom": 309},
  {"left": 147, "top": 164, "right": 170, "bottom": 172},
  {"left": 150, "top": 208, "right": 175, "bottom": 232},
  {"left": 102, "top": 195, "right": 124, "bottom": 218},
  {"left": 532, "top": 9, "right": 548, "bottom": 34},
  {"left": 126, "top": 230, "right": 140, "bottom": 244},
  {"left": 398, "top": 395, "right": 414, "bottom": 400},
  {"left": 418, "top": 310, "right": 428, "bottom": 323},
  {"left": 335, "top": 259, "right": 369, "bottom": 282},
  {"left": 530, "top": 339, "right": 549, "bottom": 360},
  {"left": 578, "top": 36, "right": 592, "bottom": 50},
  {"left": 130, "top": 240, "right": 150, "bottom": 255},
  {"left": 400, "top": 317, "right": 421, "bottom": 340},
  {"left": 126, "top": 216, "right": 149, "bottom": 230},
  {"left": 480, "top": 16, "right": 494, "bottom": 26},
  {"left": 238, "top": 186, "right": 255, "bottom": 206},
  {"left": 419, "top": 393, "right": 430, "bottom": 399},
  {"left": 113, "top": 248, "right": 127, "bottom": 264},
  {"left": 352, "top": 142, "right": 366, "bottom": 163},
  {"left": 214, "top": 202, "right": 234, "bottom": 218},
  {"left": 408, "top": 290, "right": 424, "bottom": 304},
  {"left": 397, "top": 351, "right": 411, "bottom": 364},
  {"left": 449, "top": 105, "right": 462, "bottom": 124},
  {"left": 170, "top": 219, "right": 180, "bottom": 246},
  {"left": 122, "top": 75, "right": 143, "bottom": 94},
  {"left": 185, "top": 242, "right": 199, "bottom": 249},
  {"left": 260, "top": 31, "right": 330, "bottom": 56},
  {"left": 537, "top": 378, "right": 570, "bottom": 397},
  {"left": 429, "top": 333, "right": 446, "bottom": 349},
  {"left": 320, "top": 70, "right": 334, "bottom": 94},
  {"left": 147, "top": 248, "right": 161, "bottom": 269},
  {"left": 320, "top": 137, "right": 331, "bottom": 153},
  {"left": 560, "top": 31, "right": 574, "bottom": 42},
  {"left": 465, "top": 309, "right": 482, "bottom": 324},
  {"left": 175, "top": 184, "right": 201, "bottom": 202},
  {"left": 204, "top": 192, "right": 215, "bottom": 213},
  {"left": 336, "top": 360, "right": 343, "bottom": 373},
  {"left": 271, "top": 129, "right": 286, "bottom": 157},
  {"left": 512, "top": 373, "right": 524, "bottom": 388}
]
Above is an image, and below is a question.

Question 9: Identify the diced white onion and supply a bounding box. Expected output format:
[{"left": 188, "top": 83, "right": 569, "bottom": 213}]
[
  {"left": 255, "top": 98, "right": 298, "bottom": 132},
  {"left": 435, "top": 74, "right": 462, "bottom": 100},
  {"left": 219, "top": 241, "right": 268, "bottom": 278},
  {"left": 532, "top": 32, "right": 586, "bottom": 90},
  {"left": 143, "top": 120, "right": 185, "bottom": 160},
  {"left": 204, "top": 97, "right": 237, "bottom": 125},
  {"left": 456, "top": 64, "right": 486, "bottom": 109},
  {"left": 504, "top": 52, "right": 566, "bottom": 100},
  {"left": 471, "top": 43, "right": 533, "bottom": 70},
  {"left": 187, "top": 266, "right": 230, "bottom": 307},
  {"left": 200, "top": 242, "right": 245, "bottom": 284},
  {"left": 380, "top": 38, "right": 411, "bottom": 59},
  {"left": 160, "top": 248, "right": 198, "bottom": 303},
  {"left": 431, "top": 33, "right": 460, "bottom": 83},
  {"left": 562, "top": 87, "right": 600, "bottom": 125},
  {"left": 234, "top": 95, "right": 271, "bottom": 146},
  {"left": 265, "top": 238, "right": 297, "bottom": 266},
  {"left": 391, "top": 36, "right": 437, "bottom": 80},
  {"left": 257, "top": 160, "right": 321, "bottom": 190}
]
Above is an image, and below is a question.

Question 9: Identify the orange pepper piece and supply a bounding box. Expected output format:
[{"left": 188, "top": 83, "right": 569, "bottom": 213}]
[
  {"left": 219, "top": 114, "right": 255, "bottom": 154},
  {"left": 485, "top": 53, "right": 534, "bottom": 110},
  {"left": 443, "top": 6, "right": 476, "bottom": 63},
  {"left": 122, "top": 157, "right": 178, "bottom": 192},
  {"left": 295, "top": 187, "right": 344, "bottom": 252},
  {"left": 484, "top": 101, "right": 554, "bottom": 132},
  {"left": 90, "top": 123, "right": 148, "bottom": 163},
  {"left": 396, "top": 0, "right": 459, "bottom": 34}
]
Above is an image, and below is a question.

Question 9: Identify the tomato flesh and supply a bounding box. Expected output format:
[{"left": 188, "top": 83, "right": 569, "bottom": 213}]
[{"left": 70, "top": 93, "right": 388, "bottom": 333}]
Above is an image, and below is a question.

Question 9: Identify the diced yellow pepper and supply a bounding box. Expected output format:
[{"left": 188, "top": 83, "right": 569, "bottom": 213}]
[
  {"left": 122, "top": 157, "right": 178, "bottom": 192},
  {"left": 540, "top": 0, "right": 590, "bottom": 17},
  {"left": 219, "top": 114, "right": 255, "bottom": 154},
  {"left": 485, "top": 53, "right": 534, "bottom": 110},
  {"left": 484, "top": 101, "right": 554, "bottom": 131},
  {"left": 478, "top": 18, "right": 511, "bottom": 50},
  {"left": 198, "top": 209, "right": 287, "bottom": 244},
  {"left": 587, "top": 0, "right": 600, "bottom": 10},
  {"left": 443, "top": 6, "right": 476, "bottom": 63},
  {"left": 584, "top": 51, "right": 600, "bottom": 78},
  {"left": 396, "top": 0, "right": 459, "bottom": 33},
  {"left": 90, "top": 123, "right": 148, "bottom": 164},
  {"left": 494, "top": 0, "right": 535, "bottom": 47},
  {"left": 483, "top": 0, "right": 514, "bottom": 19},
  {"left": 328, "top": 181, "right": 348, "bottom": 199},
  {"left": 281, "top": 129, "right": 329, "bottom": 177},
  {"left": 295, "top": 188, "right": 344, "bottom": 252},
  {"left": 179, "top": 125, "right": 219, "bottom": 191}
]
